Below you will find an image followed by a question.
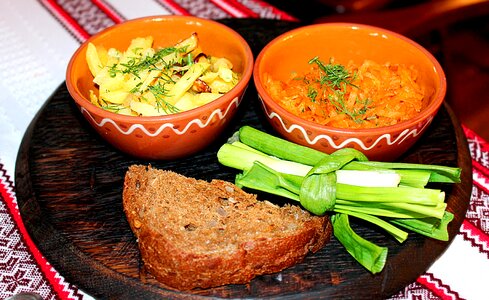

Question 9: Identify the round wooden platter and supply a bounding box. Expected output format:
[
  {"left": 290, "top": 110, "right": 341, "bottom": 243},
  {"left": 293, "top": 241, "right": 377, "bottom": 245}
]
[{"left": 15, "top": 19, "right": 472, "bottom": 299}]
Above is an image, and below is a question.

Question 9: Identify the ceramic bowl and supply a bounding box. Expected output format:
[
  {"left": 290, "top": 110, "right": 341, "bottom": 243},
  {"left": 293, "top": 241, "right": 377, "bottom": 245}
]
[
  {"left": 253, "top": 23, "right": 446, "bottom": 161},
  {"left": 66, "top": 16, "right": 253, "bottom": 160}
]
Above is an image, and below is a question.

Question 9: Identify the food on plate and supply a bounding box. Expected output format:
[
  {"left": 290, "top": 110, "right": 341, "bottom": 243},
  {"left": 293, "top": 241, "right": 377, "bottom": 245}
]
[
  {"left": 217, "top": 126, "right": 461, "bottom": 273},
  {"left": 122, "top": 165, "right": 332, "bottom": 290},
  {"left": 86, "top": 33, "right": 240, "bottom": 116},
  {"left": 263, "top": 57, "right": 427, "bottom": 129}
]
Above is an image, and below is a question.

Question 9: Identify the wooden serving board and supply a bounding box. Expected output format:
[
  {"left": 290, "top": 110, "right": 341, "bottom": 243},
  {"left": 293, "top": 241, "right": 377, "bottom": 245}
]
[{"left": 15, "top": 19, "right": 472, "bottom": 299}]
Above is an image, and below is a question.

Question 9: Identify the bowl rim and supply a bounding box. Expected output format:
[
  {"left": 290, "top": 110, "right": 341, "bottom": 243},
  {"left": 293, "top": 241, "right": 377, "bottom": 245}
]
[
  {"left": 66, "top": 15, "right": 254, "bottom": 124},
  {"left": 253, "top": 22, "right": 447, "bottom": 136}
]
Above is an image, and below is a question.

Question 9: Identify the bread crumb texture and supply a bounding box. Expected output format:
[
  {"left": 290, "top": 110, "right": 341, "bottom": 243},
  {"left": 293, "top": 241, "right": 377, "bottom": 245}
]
[{"left": 123, "top": 165, "right": 332, "bottom": 290}]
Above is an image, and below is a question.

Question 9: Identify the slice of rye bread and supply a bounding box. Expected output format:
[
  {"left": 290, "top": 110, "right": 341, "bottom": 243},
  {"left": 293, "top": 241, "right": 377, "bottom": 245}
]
[{"left": 122, "top": 165, "right": 332, "bottom": 290}]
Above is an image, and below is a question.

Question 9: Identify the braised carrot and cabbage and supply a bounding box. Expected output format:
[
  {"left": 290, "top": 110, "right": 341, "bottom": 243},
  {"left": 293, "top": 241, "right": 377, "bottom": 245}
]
[
  {"left": 264, "top": 56, "right": 428, "bottom": 129},
  {"left": 85, "top": 33, "right": 240, "bottom": 116}
]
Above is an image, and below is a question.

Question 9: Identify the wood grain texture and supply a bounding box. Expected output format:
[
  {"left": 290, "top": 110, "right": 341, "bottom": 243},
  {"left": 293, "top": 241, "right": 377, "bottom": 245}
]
[{"left": 15, "top": 19, "right": 472, "bottom": 299}]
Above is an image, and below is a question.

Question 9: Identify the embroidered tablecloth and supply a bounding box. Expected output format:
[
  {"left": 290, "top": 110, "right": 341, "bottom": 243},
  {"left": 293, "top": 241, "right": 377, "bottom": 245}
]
[{"left": 1, "top": 1, "right": 487, "bottom": 299}]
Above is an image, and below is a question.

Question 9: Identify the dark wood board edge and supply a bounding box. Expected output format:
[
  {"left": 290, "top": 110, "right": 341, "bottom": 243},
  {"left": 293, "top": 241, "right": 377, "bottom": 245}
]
[{"left": 443, "top": 103, "right": 472, "bottom": 233}]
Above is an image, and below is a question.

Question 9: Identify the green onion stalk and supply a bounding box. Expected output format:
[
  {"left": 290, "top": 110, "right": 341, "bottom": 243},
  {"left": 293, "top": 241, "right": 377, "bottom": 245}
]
[{"left": 217, "top": 126, "right": 461, "bottom": 274}]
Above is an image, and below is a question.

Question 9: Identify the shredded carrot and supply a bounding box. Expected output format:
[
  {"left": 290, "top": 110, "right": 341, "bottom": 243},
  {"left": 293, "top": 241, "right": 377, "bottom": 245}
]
[{"left": 264, "top": 57, "right": 426, "bottom": 129}]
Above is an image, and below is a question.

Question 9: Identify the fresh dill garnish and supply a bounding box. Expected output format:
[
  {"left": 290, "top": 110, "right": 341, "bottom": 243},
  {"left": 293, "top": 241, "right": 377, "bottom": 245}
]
[
  {"left": 328, "top": 88, "right": 372, "bottom": 124},
  {"left": 108, "top": 64, "right": 119, "bottom": 77},
  {"left": 147, "top": 82, "right": 180, "bottom": 114},
  {"left": 355, "top": 98, "right": 372, "bottom": 116},
  {"left": 99, "top": 99, "right": 125, "bottom": 113},
  {"left": 109, "top": 46, "right": 188, "bottom": 78},
  {"left": 155, "top": 72, "right": 176, "bottom": 84},
  {"left": 308, "top": 56, "right": 357, "bottom": 89},
  {"left": 305, "top": 56, "right": 370, "bottom": 123},
  {"left": 185, "top": 53, "right": 193, "bottom": 66},
  {"left": 130, "top": 82, "right": 143, "bottom": 94},
  {"left": 307, "top": 86, "right": 318, "bottom": 102}
]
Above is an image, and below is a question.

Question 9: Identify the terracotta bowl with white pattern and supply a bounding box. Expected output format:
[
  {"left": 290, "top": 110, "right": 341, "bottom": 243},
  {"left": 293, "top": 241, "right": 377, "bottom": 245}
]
[
  {"left": 66, "top": 16, "right": 253, "bottom": 160},
  {"left": 253, "top": 23, "right": 446, "bottom": 161}
]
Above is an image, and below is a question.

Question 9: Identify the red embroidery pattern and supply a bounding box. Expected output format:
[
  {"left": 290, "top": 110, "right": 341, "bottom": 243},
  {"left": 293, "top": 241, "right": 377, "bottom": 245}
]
[
  {"left": 40, "top": 0, "right": 120, "bottom": 42},
  {"left": 156, "top": 0, "right": 192, "bottom": 15},
  {"left": 162, "top": 0, "right": 232, "bottom": 19},
  {"left": 416, "top": 273, "right": 463, "bottom": 300},
  {"left": 390, "top": 279, "right": 451, "bottom": 300},
  {"left": 0, "top": 164, "right": 83, "bottom": 300},
  {"left": 210, "top": 0, "right": 259, "bottom": 18},
  {"left": 39, "top": 0, "right": 295, "bottom": 44},
  {"left": 461, "top": 126, "right": 489, "bottom": 259},
  {"left": 238, "top": 0, "right": 298, "bottom": 21}
]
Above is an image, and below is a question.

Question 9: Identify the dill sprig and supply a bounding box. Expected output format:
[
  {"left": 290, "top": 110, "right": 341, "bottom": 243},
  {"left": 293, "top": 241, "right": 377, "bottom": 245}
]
[
  {"left": 309, "top": 56, "right": 357, "bottom": 89},
  {"left": 307, "top": 86, "right": 318, "bottom": 102},
  {"left": 328, "top": 89, "right": 372, "bottom": 124},
  {"left": 306, "top": 56, "right": 370, "bottom": 123},
  {"left": 147, "top": 82, "right": 180, "bottom": 114},
  {"left": 99, "top": 99, "right": 125, "bottom": 113},
  {"left": 110, "top": 46, "right": 188, "bottom": 78}
]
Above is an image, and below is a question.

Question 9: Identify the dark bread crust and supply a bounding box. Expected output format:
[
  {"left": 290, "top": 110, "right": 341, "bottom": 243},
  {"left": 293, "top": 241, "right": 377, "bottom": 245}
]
[{"left": 123, "top": 165, "right": 332, "bottom": 290}]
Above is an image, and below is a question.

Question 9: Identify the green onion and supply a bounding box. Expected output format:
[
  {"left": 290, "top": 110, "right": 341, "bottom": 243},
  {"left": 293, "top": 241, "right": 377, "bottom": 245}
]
[
  {"left": 332, "top": 213, "right": 388, "bottom": 274},
  {"left": 217, "top": 126, "right": 462, "bottom": 274},
  {"left": 235, "top": 161, "right": 301, "bottom": 201},
  {"left": 236, "top": 126, "right": 461, "bottom": 184},
  {"left": 333, "top": 209, "right": 408, "bottom": 242},
  {"left": 390, "top": 211, "right": 454, "bottom": 241},
  {"left": 237, "top": 126, "right": 326, "bottom": 166}
]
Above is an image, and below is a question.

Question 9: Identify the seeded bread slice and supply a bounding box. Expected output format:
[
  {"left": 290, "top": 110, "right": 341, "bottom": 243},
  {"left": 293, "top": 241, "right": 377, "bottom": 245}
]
[{"left": 122, "top": 165, "right": 332, "bottom": 290}]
